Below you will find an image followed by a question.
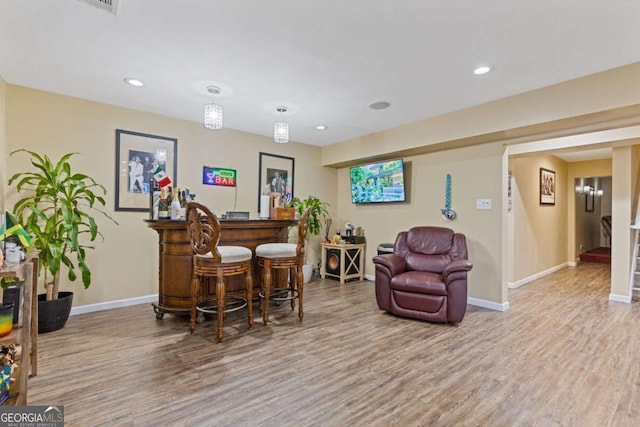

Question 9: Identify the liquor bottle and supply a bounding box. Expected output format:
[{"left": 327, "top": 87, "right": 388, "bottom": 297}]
[
  {"left": 171, "top": 187, "right": 181, "bottom": 220},
  {"left": 180, "top": 189, "right": 187, "bottom": 219},
  {"left": 149, "top": 178, "right": 160, "bottom": 220},
  {"left": 166, "top": 186, "right": 173, "bottom": 207},
  {"left": 148, "top": 178, "right": 155, "bottom": 219},
  {"left": 158, "top": 187, "right": 169, "bottom": 220}
]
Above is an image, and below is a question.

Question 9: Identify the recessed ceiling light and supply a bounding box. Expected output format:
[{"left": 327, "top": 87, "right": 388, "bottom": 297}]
[
  {"left": 123, "top": 77, "right": 144, "bottom": 87},
  {"left": 316, "top": 125, "right": 328, "bottom": 131},
  {"left": 473, "top": 66, "right": 491, "bottom": 75},
  {"left": 369, "top": 101, "right": 390, "bottom": 110}
]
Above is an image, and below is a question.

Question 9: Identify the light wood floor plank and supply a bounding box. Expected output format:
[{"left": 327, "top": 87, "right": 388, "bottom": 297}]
[{"left": 28, "top": 262, "right": 640, "bottom": 426}]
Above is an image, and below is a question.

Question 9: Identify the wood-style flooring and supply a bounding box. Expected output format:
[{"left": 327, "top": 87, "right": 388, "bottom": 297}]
[{"left": 28, "top": 263, "right": 640, "bottom": 426}]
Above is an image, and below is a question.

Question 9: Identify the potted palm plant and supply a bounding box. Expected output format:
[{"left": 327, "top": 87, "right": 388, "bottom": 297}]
[
  {"left": 290, "top": 195, "right": 330, "bottom": 283},
  {"left": 8, "top": 149, "right": 117, "bottom": 333}
]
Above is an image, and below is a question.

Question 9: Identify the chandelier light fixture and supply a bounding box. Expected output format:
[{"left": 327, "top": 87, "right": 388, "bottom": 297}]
[
  {"left": 273, "top": 106, "right": 289, "bottom": 143},
  {"left": 204, "top": 86, "right": 223, "bottom": 130}
]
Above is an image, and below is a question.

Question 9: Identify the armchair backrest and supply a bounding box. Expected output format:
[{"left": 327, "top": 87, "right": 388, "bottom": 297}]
[{"left": 394, "top": 226, "right": 467, "bottom": 273}]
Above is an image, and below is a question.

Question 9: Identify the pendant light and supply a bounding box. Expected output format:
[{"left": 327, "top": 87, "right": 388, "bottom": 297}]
[
  {"left": 273, "top": 106, "right": 289, "bottom": 143},
  {"left": 204, "top": 86, "right": 223, "bottom": 130}
]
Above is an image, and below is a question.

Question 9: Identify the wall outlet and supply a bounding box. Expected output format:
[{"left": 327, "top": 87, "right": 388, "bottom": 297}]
[{"left": 476, "top": 199, "right": 492, "bottom": 210}]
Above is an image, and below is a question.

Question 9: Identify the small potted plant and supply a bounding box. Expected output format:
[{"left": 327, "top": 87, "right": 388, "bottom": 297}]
[
  {"left": 8, "top": 149, "right": 118, "bottom": 332},
  {"left": 290, "top": 195, "right": 330, "bottom": 283}
]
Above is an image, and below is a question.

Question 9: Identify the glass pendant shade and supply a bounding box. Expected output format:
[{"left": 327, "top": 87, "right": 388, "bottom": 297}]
[
  {"left": 204, "top": 103, "right": 223, "bottom": 130},
  {"left": 274, "top": 121, "right": 289, "bottom": 143}
]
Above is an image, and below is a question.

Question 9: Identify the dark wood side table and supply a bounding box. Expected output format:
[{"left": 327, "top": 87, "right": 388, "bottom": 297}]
[{"left": 145, "top": 219, "right": 297, "bottom": 318}]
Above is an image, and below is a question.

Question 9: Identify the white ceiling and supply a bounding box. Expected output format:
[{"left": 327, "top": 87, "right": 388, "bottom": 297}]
[{"left": 1, "top": 0, "right": 639, "bottom": 147}]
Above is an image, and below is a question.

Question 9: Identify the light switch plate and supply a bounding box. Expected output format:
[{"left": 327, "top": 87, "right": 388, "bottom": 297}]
[{"left": 476, "top": 199, "right": 492, "bottom": 209}]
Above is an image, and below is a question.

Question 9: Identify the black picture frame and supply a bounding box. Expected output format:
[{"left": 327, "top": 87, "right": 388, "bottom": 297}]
[
  {"left": 539, "top": 168, "right": 556, "bottom": 205},
  {"left": 115, "top": 129, "right": 177, "bottom": 212},
  {"left": 586, "top": 191, "right": 595, "bottom": 212},
  {"left": 258, "top": 152, "right": 295, "bottom": 211}
]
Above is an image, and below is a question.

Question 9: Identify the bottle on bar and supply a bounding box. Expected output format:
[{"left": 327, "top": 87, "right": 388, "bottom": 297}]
[
  {"left": 158, "top": 187, "right": 169, "bottom": 220},
  {"left": 149, "top": 178, "right": 160, "bottom": 220},
  {"left": 180, "top": 189, "right": 187, "bottom": 219},
  {"left": 170, "top": 187, "right": 181, "bottom": 220}
]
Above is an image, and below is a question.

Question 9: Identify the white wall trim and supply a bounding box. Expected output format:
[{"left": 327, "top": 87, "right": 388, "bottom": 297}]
[
  {"left": 467, "top": 297, "right": 510, "bottom": 312},
  {"left": 70, "top": 294, "right": 158, "bottom": 316},
  {"left": 609, "top": 293, "right": 632, "bottom": 304},
  {"left": 364, "top": 274, "right": 375, "bottom": 281},
  {"left": 507, "top": 262, "right": 572, "bottom": 289}
]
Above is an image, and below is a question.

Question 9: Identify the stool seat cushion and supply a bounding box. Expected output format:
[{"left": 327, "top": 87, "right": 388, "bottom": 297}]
[
  {"left": 256, "top": 243, "right": 298, "bottom": 258},
  {"left": 198, "top": 245, "right": 252, "bottom": 263}
]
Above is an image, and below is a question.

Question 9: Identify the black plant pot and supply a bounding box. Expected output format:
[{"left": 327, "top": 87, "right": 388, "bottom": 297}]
[{"left": 38, "top": 291, "right": 73, "bottom": 333}]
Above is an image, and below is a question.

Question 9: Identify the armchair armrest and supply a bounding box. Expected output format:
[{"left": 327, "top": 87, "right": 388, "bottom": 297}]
[
  {"left": 372, "top": 253, "right": 407, "bottom": 277},
  {"left": 442, "top": 259, "right": 473, "bottom": 282}
]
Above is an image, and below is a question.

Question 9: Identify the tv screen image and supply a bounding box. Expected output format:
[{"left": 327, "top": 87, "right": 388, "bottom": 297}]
[{"left": 350, "top": 159, "right": 406, "bottom": 203}]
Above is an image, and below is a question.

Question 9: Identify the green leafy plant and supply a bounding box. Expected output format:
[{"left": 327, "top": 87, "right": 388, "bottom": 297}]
[
  {"left": 290, "top": 195, "right": 329, "bottom": 263},
  {"left": 8, "top": 149, "right": 118, "bottom": 301}
]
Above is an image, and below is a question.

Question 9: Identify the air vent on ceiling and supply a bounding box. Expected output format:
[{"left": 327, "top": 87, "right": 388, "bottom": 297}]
[{"left": 77, "top": 0, "right": 120, "bottom": 15}]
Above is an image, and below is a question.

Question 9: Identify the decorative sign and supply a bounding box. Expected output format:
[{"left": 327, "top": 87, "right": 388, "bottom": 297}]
[
  {"left": 441, "top": 173, "right": 457, "bottom": 220},
  {"left": 202, "top": 166, "right": 237, "bottom": 187}
]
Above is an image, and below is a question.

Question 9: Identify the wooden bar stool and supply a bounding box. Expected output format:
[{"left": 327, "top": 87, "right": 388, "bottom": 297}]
[
  {"left": 255, "top": 207, "right": 310, "bottom": 325},
  {"left": 185, "top": 202, "right": 253, "bottom": 342}
]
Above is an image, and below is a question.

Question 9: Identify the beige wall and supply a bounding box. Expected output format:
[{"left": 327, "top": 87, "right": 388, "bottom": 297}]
[
  {"left": 337, "top": 142, "right": 505, "bottom": 304},
  {"left": 5, "top": 85, "right": 337, "bottom": 307},
  {"left": 610, "top": 146, "right": 635, "bottom": 298},
  {"left": 509, "top": 156, "right": 568, "bottom": 282}
]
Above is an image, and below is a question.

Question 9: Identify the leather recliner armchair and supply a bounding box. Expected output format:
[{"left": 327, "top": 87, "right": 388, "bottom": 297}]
[{"left": 372, "top": 226, "right": 473, "bottom": 324}]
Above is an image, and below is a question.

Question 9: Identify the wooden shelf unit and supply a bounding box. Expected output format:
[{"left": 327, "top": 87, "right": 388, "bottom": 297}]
[{"left": 0, "top": 256, "right": 38, "bottom": 406}]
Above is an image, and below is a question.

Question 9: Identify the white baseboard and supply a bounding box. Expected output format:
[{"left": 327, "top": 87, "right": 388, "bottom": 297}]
[
  {"left": 70, "top": 294, "right": 158, "bottom": 316},
  {"left": 467, "top": 297, "right": 510, "bottom": 312},
  {"left": 364, "top": 274, "right": 375, "bottom": 281},
  {"left": 507, "top": 262, "right": 572, "bottom": 289},
  {"left": 609, "top": 293, "right": 631, "bottom": 304}
]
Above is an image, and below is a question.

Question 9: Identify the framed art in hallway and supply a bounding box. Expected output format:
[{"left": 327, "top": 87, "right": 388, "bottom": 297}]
[
  {"left": 115, "top": 129, "right": 178, "bottom": 211},
  {"left": 586, "top": 190, "right": 595, "bottom": 212},
  {"left": 539, "top": 168, "right": 555, "bottom": 205}
]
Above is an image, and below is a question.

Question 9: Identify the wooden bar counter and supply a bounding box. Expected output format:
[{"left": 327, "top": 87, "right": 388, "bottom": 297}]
[{"left": 145, "top": 218, "right": 297, "bottom": 318}]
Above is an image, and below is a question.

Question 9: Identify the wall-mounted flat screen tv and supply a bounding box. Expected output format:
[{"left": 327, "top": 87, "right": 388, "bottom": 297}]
[{"left": 350, "top": 159, "right": 406, "bottom": 203}]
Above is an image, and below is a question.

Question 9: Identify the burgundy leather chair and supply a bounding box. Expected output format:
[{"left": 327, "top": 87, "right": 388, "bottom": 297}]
[{"left": 372, "top": 226, "right": 472, "bottom": 324}]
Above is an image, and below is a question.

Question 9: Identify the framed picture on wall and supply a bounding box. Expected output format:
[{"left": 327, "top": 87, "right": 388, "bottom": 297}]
[
  {"left": 586, "top": 190, "right": 595, "bottom": 212},
  {"left": 539, "top": 168, "right": 556, "bottom": 205},
  {"left": 258, "top": 152, "right": 295, "bottom": 210},
  {"left": 115, "top": 129, "right": 178, "bottom": 212}
]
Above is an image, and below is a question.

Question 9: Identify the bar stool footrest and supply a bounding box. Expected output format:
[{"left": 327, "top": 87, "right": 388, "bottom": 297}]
[
  {"left": 196, "top": 296, "right": 247, "bottom": 315},
  {"left": 259, "top": 286, "right": 299, "bottom": 302}
]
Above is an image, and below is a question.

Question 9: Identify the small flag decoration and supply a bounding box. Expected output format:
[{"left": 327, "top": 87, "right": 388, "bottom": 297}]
[
  {"left": 152, "top": 166, "right": 172, "bottom": 188},
  {"left": 0, "top": 212, "right": 32, "bottom": 248}
]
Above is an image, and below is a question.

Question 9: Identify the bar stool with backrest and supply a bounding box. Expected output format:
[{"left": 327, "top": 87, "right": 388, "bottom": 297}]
[
  {"left": 255, "top": 207, "right": 310, "bottom": 325},
  {"left": 185, "top": 202, "right": 253, "bottom": 342}
]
